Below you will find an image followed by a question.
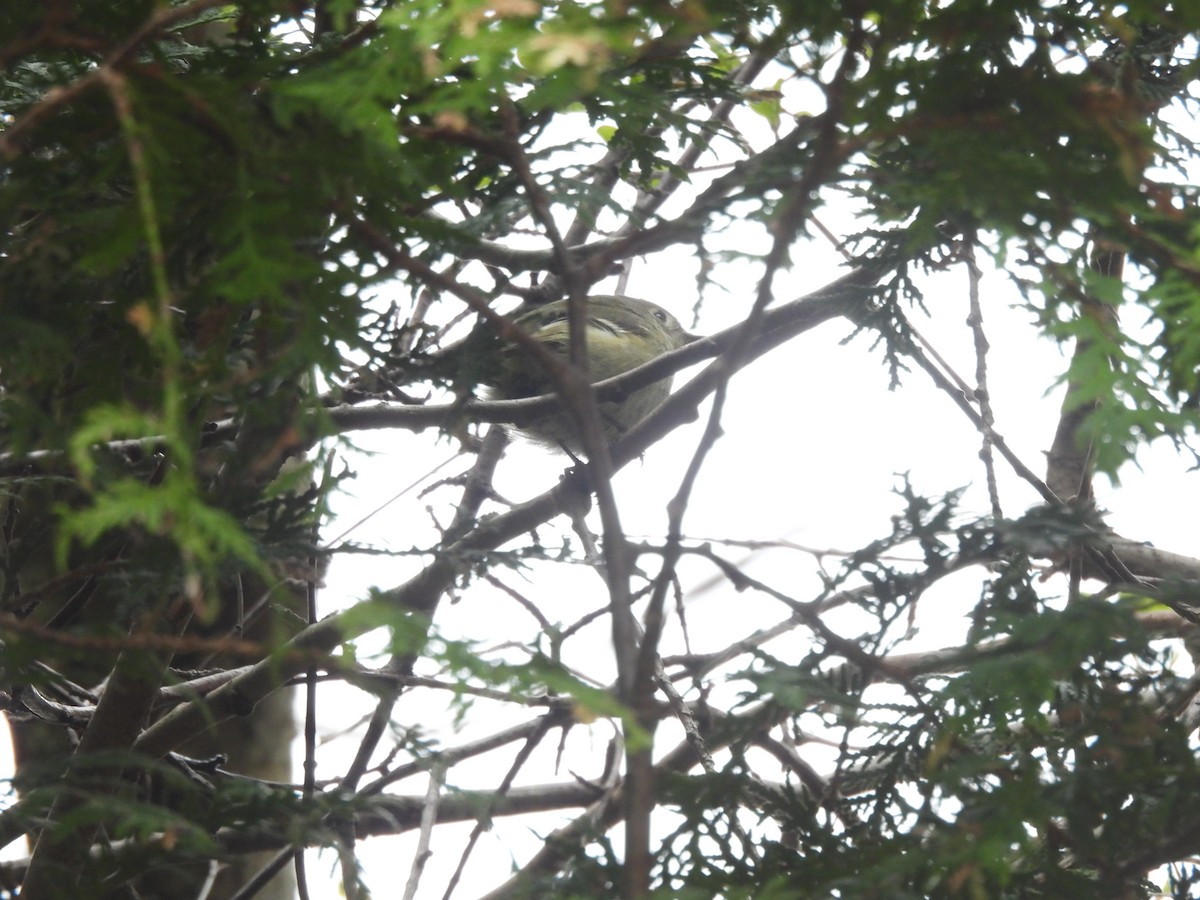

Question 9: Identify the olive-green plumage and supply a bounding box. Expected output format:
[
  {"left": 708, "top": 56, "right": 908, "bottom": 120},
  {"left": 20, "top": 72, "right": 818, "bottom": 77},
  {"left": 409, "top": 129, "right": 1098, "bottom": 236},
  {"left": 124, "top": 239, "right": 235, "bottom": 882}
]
[{"left": 489, "top": 295, "right": 693, "bottom": 452}]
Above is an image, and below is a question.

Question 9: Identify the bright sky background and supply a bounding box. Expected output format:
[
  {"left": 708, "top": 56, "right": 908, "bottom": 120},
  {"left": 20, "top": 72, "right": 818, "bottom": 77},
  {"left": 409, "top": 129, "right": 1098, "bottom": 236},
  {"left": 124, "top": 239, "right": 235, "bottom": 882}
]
[
  {"left": 303, "top": 231, "right": 1200, "bottom": 897},
  {"left": 302, "top": 45, "right": 1200, "bottom": 898}
]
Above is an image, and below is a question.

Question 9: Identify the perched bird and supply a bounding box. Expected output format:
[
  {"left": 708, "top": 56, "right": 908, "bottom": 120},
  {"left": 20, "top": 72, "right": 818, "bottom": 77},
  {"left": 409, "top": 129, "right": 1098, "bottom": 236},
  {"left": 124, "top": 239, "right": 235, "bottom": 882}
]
[{"left": 488, "top": 295, "right": 694, "bottom": 452}]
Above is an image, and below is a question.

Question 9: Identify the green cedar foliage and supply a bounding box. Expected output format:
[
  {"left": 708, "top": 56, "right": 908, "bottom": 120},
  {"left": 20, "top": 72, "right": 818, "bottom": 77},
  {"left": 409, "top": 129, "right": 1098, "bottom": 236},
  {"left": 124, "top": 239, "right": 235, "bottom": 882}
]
[{"left": 2, "top": 2, "right": 1200, "bottom": 899}]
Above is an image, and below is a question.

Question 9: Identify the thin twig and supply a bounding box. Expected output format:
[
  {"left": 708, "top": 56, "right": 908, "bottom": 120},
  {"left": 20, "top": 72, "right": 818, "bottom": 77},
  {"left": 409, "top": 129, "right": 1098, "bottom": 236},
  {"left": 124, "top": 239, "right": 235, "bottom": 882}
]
[
  {"left": 403, "top": 763, "right": 446, "bottom": 900},
  {"left": 441, "top": 718, "right": 555, "bottom": 900},
  {"left": 964, "top": 240, "right": 1004, "bottom": 519}
]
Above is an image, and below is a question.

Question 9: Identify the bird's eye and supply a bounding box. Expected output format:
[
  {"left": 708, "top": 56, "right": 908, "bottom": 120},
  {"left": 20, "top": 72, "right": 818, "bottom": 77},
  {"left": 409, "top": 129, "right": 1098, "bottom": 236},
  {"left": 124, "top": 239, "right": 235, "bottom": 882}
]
[{"left": 653, "top": 309, "right": 669, "bottom": 323}]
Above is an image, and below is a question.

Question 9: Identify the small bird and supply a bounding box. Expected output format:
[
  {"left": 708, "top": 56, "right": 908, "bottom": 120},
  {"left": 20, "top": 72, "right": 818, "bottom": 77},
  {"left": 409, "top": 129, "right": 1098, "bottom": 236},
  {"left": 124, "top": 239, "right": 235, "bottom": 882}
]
[{"left": 488, "top": 295, "right": 694, "bottom": 452}]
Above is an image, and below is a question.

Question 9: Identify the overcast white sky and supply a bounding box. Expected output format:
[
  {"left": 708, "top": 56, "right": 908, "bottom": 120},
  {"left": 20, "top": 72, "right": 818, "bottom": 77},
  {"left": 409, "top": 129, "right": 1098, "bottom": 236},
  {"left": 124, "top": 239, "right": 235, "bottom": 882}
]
[
  {"left": 299, "top": 53, "right": 1200, "bottom": 896},
  {"left": 304, "top": 226, "right": 1200, "bottom": 896}
]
